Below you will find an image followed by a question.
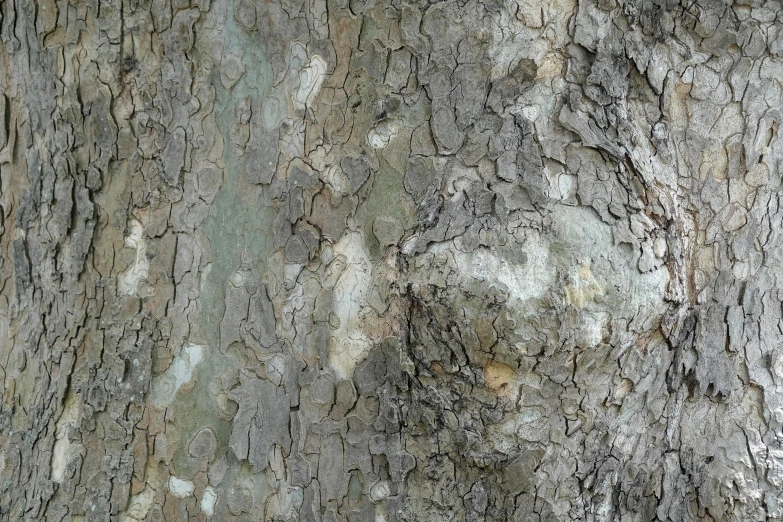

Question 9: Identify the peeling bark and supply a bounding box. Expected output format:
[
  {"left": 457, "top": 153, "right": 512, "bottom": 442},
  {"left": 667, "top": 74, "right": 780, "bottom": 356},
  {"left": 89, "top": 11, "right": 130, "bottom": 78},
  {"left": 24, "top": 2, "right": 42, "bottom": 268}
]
[{"left": 1, "top": 0, "right": 783, "bottom": 520}]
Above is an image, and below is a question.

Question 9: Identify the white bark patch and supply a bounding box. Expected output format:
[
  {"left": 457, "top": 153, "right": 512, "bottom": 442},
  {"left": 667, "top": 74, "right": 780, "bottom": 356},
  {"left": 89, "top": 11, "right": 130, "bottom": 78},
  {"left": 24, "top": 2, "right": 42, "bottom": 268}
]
[
  {"left": 444, "top": 231, "right": 554, "bottom": 304},
  {"left": 370, "top": 480, "right": 391, "bottom": 502},
  {"left": 201, "top": 486, "right": 217, "bottom": 516},
  {"left": 51, "top": 391, "right": 81, "bottom": 483},
  {"left": 426, "top": 205, "right": 668, "bottom": 352},
  {"left": 328, "top": 231, "right": 373, "bottom": 379},
  {"left": 367, "top": 119, "right": 401, "bottom": 149},
  {"left": 118, "top": 219, "right": 149, "bottom": 296},
  {"left": 293, "top": 54, "right": 327, "bottom": 110},
  {"left": 149, "top": 344, "right": 205, "bottom": 409},
  {"left": 169, "top": 476, "right": 196, "bottom": 498},
  {"left": 521, "top": 105, "right": 539, "bottom": 121}
]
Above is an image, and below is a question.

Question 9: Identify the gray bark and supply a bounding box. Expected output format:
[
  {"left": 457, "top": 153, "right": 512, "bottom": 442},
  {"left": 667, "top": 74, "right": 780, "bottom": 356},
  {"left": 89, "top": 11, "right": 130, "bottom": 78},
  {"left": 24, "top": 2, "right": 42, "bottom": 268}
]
[{"left": 1, "top": 0, "right": 782, "bottom": 520}]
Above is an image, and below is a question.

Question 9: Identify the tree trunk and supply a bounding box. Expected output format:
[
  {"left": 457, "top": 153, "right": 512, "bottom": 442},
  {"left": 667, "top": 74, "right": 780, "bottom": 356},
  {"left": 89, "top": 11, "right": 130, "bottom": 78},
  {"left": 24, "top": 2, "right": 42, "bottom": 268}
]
[{"left": 1, "top": 0, "right": 782, "bottom": 520}]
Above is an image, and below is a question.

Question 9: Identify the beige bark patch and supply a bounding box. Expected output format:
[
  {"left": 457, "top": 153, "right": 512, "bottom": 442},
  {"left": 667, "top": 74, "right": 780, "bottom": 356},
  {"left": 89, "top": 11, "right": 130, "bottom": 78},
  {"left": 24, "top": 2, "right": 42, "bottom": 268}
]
[
  {"left": 484, "top": 360, "right": 518, "bottom": 400},
  {"left": 564, "top": 262, "right": 603, "bottom": 309},
  {"left": 121, "top": 457, "right": 161, "bottom": 522}
]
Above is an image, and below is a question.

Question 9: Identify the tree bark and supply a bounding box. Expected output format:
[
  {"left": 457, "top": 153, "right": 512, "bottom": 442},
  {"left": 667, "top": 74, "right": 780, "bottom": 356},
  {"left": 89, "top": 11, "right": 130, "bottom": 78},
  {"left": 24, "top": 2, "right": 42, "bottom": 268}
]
[{"left": 1, "top": 0, "right": 782, "bottom": 520}]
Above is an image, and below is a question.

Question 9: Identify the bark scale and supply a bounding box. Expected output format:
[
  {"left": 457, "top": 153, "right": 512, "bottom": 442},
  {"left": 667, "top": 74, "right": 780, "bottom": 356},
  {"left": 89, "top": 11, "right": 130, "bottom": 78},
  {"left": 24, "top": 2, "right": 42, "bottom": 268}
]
[{"left": 0, "top": 0, "right": 782, "bottom": 521}]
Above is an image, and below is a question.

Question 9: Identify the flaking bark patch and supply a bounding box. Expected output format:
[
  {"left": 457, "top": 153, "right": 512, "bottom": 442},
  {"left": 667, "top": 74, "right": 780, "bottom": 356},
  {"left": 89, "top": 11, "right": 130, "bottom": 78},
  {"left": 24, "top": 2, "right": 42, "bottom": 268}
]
[{"left": 2, "top": 0, "right": 783, "bottom": 520}]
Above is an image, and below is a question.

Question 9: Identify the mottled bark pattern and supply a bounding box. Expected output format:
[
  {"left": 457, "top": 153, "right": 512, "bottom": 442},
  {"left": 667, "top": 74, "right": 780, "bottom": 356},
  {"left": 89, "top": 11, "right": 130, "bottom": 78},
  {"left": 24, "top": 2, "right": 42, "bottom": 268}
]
[{"left": 1, "top": 0, "right": 782, "bottom": 521}]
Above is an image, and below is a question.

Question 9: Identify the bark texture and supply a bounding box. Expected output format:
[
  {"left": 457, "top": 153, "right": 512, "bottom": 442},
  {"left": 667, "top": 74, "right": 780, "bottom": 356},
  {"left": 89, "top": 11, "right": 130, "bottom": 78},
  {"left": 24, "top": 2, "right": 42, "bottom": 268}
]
[{"left": 1, "top": 0, "right": 783, "bottom": 520}]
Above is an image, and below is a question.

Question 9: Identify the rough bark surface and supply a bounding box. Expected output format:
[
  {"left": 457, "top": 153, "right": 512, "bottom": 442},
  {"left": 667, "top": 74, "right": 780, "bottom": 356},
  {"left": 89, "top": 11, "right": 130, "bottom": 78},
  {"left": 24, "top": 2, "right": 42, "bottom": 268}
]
[{"left": 1, "top": 0, "right": 783, "bottom": 520}]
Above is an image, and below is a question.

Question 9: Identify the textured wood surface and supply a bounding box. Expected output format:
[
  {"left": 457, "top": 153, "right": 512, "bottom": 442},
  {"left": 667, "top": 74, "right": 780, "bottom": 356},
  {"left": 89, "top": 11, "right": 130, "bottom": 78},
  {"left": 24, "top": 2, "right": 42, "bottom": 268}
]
[{"left": 1, "top": 0, "right": 782, "bottom": 520}]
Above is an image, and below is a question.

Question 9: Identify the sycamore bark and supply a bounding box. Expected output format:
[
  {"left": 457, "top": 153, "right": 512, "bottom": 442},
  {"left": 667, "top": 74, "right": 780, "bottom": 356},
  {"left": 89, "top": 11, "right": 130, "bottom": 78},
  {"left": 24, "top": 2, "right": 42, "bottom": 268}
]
[{"left": 1, "top": 0, "right": 783, "bottom": 521}]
